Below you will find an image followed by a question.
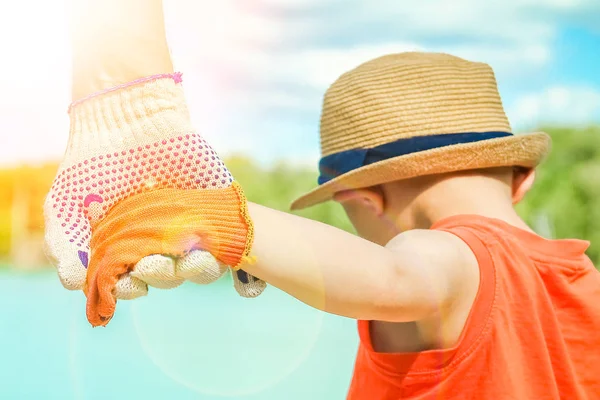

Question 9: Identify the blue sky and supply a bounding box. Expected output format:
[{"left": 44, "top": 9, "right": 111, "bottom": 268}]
[{"left": 0, "top": 0, "right": 599, "bottom": 168}]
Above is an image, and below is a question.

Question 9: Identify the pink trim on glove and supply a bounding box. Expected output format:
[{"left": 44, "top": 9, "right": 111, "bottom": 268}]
[{"left": 68, "top": 72, "right": 184, "bottom": 112}]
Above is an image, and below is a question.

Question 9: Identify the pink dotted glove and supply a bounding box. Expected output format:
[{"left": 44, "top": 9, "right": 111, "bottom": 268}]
[{"left": 43, "top": 73, "right": 265, "bottom": 300}]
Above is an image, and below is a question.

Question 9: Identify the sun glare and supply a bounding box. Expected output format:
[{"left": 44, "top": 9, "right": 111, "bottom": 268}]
[{"left": 0, "top": 0, "right": 256, "bottom": 165}]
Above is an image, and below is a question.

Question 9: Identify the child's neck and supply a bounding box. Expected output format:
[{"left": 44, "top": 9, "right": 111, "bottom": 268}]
[{"left": 407, "top": 176, "right": 534, "bottom": 233}]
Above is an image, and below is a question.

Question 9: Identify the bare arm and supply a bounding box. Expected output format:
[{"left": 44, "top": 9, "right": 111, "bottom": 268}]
[
  {"left": 70, "top": 0, "right": 173, "bottom": 99},
  {"left": 242, "top": 202, "right": 478, "bottom": 322}
]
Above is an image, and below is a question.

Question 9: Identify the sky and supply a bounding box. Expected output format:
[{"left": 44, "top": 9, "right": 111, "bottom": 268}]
[{"left": 0, "top": 0, "right": 599, "bottom": 168}]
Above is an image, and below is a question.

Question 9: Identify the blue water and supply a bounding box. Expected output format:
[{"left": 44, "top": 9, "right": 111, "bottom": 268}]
[{"left": 0, "top": 269, "right": 358, "bottom": 399}]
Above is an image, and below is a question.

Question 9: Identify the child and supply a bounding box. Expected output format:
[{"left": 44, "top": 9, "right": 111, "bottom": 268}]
[{"left": 45, "top": 0, "right": 600, "bottom": 398}]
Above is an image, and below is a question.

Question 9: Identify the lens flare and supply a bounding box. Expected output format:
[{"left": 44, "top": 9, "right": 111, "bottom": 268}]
[{"left": 130, "top": 280, "right": 325, "bottom": 397}]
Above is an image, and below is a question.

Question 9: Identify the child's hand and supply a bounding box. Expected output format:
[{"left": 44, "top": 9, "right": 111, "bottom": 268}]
[{"left": 43, "top": 74, "right": 264, "bottom": 325}]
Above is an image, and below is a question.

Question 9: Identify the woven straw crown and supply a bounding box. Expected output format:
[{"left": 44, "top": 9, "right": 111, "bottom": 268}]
[
  {"left": 320, "top": 52, "right": 511, "bottom": 156},
  {"left": 290, "top": 52, "right": 550, "bottom": 210}
]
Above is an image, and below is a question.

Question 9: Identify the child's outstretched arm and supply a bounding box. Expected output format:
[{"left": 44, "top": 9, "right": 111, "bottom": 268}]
[{"left": 238, "top": 203, "right": 478, "bottom": 323}]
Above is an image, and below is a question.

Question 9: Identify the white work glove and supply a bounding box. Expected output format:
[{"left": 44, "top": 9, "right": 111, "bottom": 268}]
[{"left": 43, "top": 73, "right": 265, "bottom": 303}]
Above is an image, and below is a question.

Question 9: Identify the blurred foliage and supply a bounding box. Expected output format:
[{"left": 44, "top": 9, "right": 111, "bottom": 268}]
[
  {"left": 226, "top": 156, "right": 354, "bottom": 234},
  {"left": 0, "top": 169, "right": 13, "bottom": 256},
  {"left": 0, "top": 164, "right": 57, "bottom": 257},
  {"left": 515, "top": 126, "right": 600, "bottom": 265},
  {"left": 0, "top": 126, "right": 597, "bottom": 268}
]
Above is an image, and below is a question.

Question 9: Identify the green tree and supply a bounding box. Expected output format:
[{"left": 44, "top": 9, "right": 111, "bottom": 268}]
[
  {"left": 517, "top": 126, "right": 600, "bottom": 267},
  {"left": 226, "top": 156, "right": 354, "bottom": 234}
]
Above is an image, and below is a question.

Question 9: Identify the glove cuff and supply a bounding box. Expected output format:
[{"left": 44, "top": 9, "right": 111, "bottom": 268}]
[
  {"left": 85, "top": 182, "right": 254, "bottom": 327},
  {"left": 66, "top": 73, "right": 194, "bottom": 162}
]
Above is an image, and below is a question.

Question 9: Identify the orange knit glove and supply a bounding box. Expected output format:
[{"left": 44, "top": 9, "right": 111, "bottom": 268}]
[{"left": 86, "top": 185, "right": 257, "bottom": 326}]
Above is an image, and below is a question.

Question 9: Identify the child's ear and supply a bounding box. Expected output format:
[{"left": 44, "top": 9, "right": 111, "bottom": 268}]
[
  {"left": 333, "top": 188, "right": 385, "bottom": 216},
  {"left": 512, "top": 167, "right": 536, "bottom": 204}
]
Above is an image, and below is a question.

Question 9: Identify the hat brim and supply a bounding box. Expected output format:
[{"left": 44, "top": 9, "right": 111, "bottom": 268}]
[{"left": 290, "top": 132, "right": 551, "bottom": 210}]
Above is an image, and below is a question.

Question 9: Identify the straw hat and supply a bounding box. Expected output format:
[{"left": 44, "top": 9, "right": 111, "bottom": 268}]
[{"left": 290, "top": 52, "right": 551, "bottom": 210}]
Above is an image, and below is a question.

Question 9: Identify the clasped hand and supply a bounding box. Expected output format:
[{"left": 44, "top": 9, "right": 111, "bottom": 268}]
[{"left": 43, "top": 74, "right": 264, "bottom": 326}]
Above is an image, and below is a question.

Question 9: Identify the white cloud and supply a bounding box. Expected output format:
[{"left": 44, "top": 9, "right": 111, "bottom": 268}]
[
  {"left": 286, "top": 0, "right": 599, "bottom": 41},
  {"left": 274, "top": 43, "right": 424, "bottom": 89},
  {"left": 509, "top": 86, "right": 600, "bottom": 128},
  {"left": 163, "top": 0, "right": 299, "bottom": 57},
  {"left": 340, "top": 1, "right": 552, "bottom": 42}
]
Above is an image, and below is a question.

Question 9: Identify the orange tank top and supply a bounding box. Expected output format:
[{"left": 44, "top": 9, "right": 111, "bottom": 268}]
[{"left": 347, "top": 215, "right": 600, "bottom": 399}]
